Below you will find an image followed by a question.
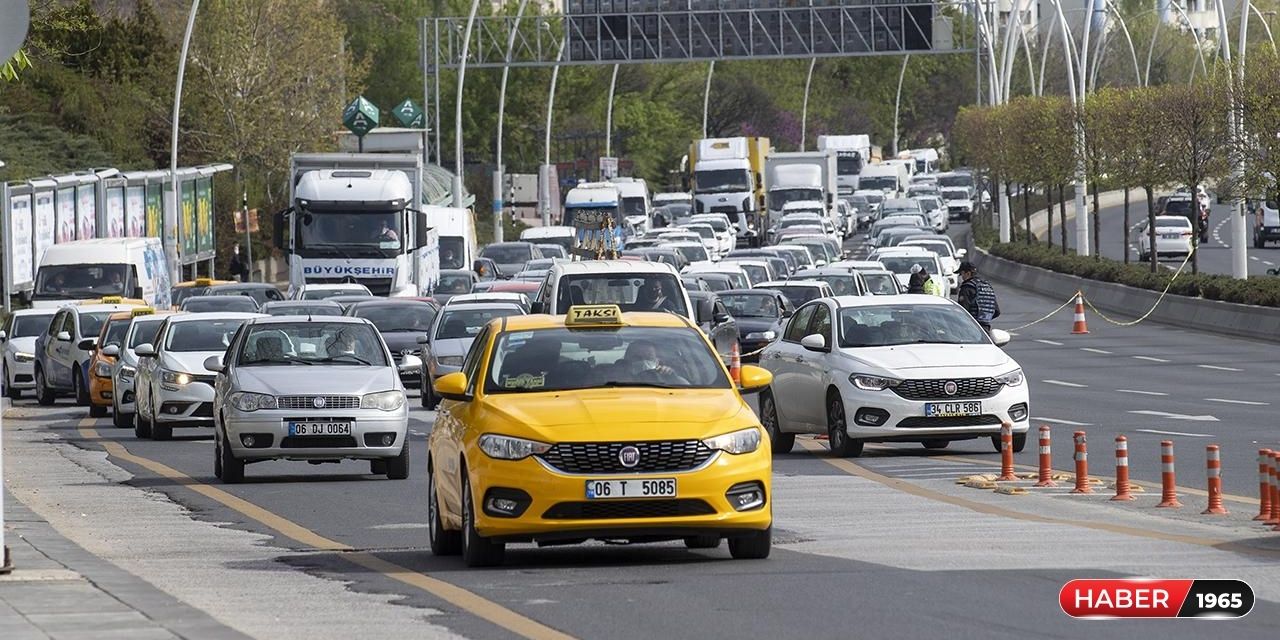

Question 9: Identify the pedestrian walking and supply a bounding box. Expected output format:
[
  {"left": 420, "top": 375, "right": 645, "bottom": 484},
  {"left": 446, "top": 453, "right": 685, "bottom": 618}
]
[
  {"left": 229, "top": 243, "right": 249, "bottom": 282},
  {"left": 957, "top": 261, "right": 1000, "bottom": 332}
]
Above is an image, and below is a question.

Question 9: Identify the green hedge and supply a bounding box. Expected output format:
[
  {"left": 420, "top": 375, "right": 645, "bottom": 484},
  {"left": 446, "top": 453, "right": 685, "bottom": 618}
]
[{"left": 985, "top": 241, "right": 1280, "bottom": 307}]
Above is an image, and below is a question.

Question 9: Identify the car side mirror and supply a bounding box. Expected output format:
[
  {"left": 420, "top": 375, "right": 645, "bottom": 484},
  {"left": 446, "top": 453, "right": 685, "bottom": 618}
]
[
  {"left": 737, "top": 364, "right": 772, "bottom": 394},
  {"left": 132, "top": 286, "right": 144, "bottom": 299},
  {"left": 956, "top": 248, "right": 968, "bottom": 259},
  {"left": 203, "top": 355, "right": 224, "bottom": 373},
  {"left": 17, "top": 291, "right": 30, "bottom": 305},
  {"left": 102, "top": 344, "right": 120, "bottom": 357},
  {"left": 781, "top": 308, "right": 793, "bottom": 318},
  {"left": 695, "top": 298, "right": 714, "bottom": 325},
  {"left": 416, "top": 335, "right": 431, "bottom": 344},
  {"left": 0, "top": 330, "right": 7, "bottom": 342},
  {"left": 434, "top": 371, "right": 471, "bottom": 402},
  {"left": 416, "top": 210, "right": 431, "bottom": 249},
  {"left": 800, "top": 333, "right": 827, "bottom": 352},
  {"left": 529, "top": 300, "right": 546, "bottom": 314},
  {"left": 77, "top": 338, "right": 96, "bottom": 351},
  {"left": 134, "top": 343, "right": 156, "bottom": 358},
  {"left": 56, "top": 331, "right": 72, "bottom": 342},
  {"left": 713, "top": 311, "right": 732, "bottom": 324},
  {"left": 990, "top": 329, "right": 1012, "bottom": 347}
]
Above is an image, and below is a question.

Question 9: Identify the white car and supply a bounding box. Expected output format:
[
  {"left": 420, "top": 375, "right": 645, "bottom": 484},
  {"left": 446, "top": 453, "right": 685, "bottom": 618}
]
[
  {"left": 1, "top": 309, "right": 56, "bottom": 398},
  {"left": 683, "top": 263, "right": 753, "bottom": 289},
  {"left": 658, "top": 241, "right": 713, "bottom": 264},
  {"left": 690, "top": 213, "right": 736, "bottom": 255},
  {"left": 913, "top": 195, "right": 948, "bottom": 233},
  {"left": 680, "top": 222, "right": 721, "bottom": 258},
  {"left": 718, "top": 259, "right": 778, "bottom": 286},
  {"left": 444, "top": 292, "right": 530, "bottom": 311},
  {"left": 1136, "top": 216, "right": 1194, "bottom": 261},
  {"left": 134, "top": 312, "right": 264, "bottom": 439},
  {"left": 292, "top": 283, "right": 374, "bottom": 301},
  {"left": 757, "top": 295, "right": 1028, "bottom": 456},
  {"left": 868, "top": 249, "right": 950, "bottom": 297},
  {"left": 753, "top": 280, "right": 835, "bottom": 309}
]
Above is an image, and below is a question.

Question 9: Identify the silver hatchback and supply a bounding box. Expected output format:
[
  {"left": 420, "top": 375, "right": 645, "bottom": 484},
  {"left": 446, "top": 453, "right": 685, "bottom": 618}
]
[{"left": 207, "top": 316, "right": 409, "bottom": 483}]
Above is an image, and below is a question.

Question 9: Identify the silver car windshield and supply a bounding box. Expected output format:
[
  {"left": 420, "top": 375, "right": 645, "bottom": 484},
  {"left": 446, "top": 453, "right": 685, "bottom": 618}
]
[
  {"left": 237, "top": 322, "right": 388, "bottom": 367},
  {"left": 128, "top": 320, "right": 163, "bottom": 349}
]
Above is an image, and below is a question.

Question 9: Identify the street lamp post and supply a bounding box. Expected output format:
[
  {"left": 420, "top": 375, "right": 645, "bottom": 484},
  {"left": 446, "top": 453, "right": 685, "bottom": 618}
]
[
  {"left": 800, "top": 57, "right": 816, "bottom": 151},
  {"left": 605, "top": 63, "right": 620, "bottom": 159},
  {"left": 701, "top": 60, "right": 715, "bottom": 139},
  {"left": 893, "top": 55, "right": 910, "bottom": 158},
  {"left": 493, "top": 0, "right": 532, "bottom": 244},
  {"left": 168, "top": 0, "right": 200, "bottom": 289},
  {"left": 452, "top": 0, "right": 481, "bottom": 210},
  {"left": 541, "top": 35, "right": 568, "bottom": 227}
]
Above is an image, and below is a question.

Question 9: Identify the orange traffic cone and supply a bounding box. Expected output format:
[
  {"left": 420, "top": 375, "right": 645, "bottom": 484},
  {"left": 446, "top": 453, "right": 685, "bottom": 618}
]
[
  {"left": 1071, "top": 292, "right": 1089, "bottom": 334},
  {"left": 729, "top": 342, "right": 742, "bottom": 386}
]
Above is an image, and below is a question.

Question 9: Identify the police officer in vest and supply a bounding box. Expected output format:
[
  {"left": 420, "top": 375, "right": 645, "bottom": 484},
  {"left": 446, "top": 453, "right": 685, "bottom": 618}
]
[{"left": 957, "top": 261, "right": 1000, "bottom": 333}]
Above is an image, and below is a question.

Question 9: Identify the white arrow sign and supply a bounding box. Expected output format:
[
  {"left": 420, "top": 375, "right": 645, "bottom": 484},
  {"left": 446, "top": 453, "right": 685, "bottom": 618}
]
[{"left": 1128, "top": 410, "right": 1220, "bottom": 422}]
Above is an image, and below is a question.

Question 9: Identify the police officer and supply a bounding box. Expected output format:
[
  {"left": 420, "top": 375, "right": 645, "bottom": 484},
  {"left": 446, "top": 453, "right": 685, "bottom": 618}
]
[{"left": 957, "top": 261, "right": 1000, "bottom": 332}]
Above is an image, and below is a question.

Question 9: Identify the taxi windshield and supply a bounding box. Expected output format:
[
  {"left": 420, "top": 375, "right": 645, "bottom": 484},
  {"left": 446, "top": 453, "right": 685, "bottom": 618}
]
[
  {"left": 485, "top": 326, "right": 730, "bottom": 393},
  {"left": 237, "top": 322, "right": 388, "bottom": 366},
  {"left": 128, "top": 320, "right": 163, "bottom": 349},
  {"left": 101, "top": 318, "right": 131, "bottom": 348}
]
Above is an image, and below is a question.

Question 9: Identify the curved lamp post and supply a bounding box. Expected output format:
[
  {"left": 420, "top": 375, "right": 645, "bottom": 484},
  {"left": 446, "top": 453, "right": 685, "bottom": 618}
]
[
  {"left": 169, "top": 0, "right": 200, "bottom": 284},
  {"left": 541, "top": 31, "right": 568, "bottom": 227},
  {"left": 452, "top": 0, "right": 481, "bottom": 210},
  {"left": 799, "top": 57, "right": 817, "bottom": 151},
  {"left": 493, "top": 0, "right": 531, "bottom": 243},
  {"left": 701, "top": 60, "right": 715, "bottom": 139},
  {"left": 604, "top": 63, "right": 620, "bottom": 158}
]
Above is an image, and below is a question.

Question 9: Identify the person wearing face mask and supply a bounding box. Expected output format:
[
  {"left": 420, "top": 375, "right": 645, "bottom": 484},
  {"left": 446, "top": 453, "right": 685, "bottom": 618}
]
[{"left": 622, "top": 340, "right": 674, "bottom": 377}]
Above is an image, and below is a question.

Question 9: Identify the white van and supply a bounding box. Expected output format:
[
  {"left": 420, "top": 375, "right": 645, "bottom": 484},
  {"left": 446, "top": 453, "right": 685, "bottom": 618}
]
[
  {"left": 30, "top": 238, "right": 171, "bottom": 309},
  {"left": 520, "top": 225, "right": 577, "bottom": 258},
  {"left": 531, "top": 260, "right": 694, "bottom": 322},
  {"left": 609, "top": 177, "right": 652, "bottom": 233},
  {"left": 423, "top": 205, "right": 476, "bottom": 271}
]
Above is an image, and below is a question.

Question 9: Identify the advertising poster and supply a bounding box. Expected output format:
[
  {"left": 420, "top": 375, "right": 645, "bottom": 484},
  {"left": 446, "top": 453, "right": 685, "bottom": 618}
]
[
  {"left": 126, "top": 186, "right": 145, "bottom": 237},
  {"left": 196, "top": 178, "right": 213, "bottom": 255},
  {"left": 76, "top": 184, "right": 97, "bottom": 239},
  {"left": 181, "top": 180, "right": 197, "bottom": 257},
  {"left": 33, "top": 191, "right": 55, "bottom": 265},
  {"left": 56, "top": 187, "right": 76, "bottom": 243},
  {"left": 106, "top": 187, "right": 125, "bottom": 238},
  {"left": 8, "top": 193, "right": 34, "bottom": 286},
  {"left": 146, "top": 183, "right": 162, "bottom": 238}
]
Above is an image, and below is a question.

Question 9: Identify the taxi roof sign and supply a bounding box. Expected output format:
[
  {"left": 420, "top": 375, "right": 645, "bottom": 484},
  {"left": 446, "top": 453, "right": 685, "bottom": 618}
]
[
  {"left": 131, "top": 307, "right": 155, "bottom": 317},
  {"left": 565, "top": 305, "right": 623, "bottom": 327},
  {"left": 194, "top": 277, "right": 213, "bottom": 286},
  {"left": 100, "top": 296, "right": 123, "bottom": 304}
]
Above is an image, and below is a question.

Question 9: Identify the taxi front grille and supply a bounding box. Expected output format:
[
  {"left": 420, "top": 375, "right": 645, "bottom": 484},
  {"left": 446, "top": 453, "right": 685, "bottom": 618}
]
[
  {"left": 891, "top": 378, "right": 1001, "bottom": 401},
  {"left": 537, "top": 441, "right": 715, "bottom": 474},
  {"left": 542, "top": 499, "right": 716, "bottom": 520},
  {"left": 277, "top": 395, "right": 361, "bottom": 410}
]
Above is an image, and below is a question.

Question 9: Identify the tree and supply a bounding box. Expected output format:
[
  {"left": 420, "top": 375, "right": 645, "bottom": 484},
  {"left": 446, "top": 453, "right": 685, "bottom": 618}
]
[
  {"left": 1126, "top": 86, "right": 1177, "bottom": 272},
  {"left": 1093, "top": 87, "right": 1145, "bottom": 263},
  {"left": 1158, "top": 77, "right": 1229, "bottom": 274}
]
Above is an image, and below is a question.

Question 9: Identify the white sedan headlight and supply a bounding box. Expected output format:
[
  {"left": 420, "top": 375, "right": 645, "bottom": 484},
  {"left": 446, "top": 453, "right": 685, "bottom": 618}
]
[
  {"left": 361, "top": 390, "right": 405, "bottom": 411},
  {"left": 478, "top": 434, "right": 551, "bottom": 460},
  {"left": 995, "top": 368, "right": 1025, "bottom": 387},
  {"left": 14, "top": 351, "right": 34, "bottom": 363},
  {"left": 118, "top": 365, "right": 136, "bottom": 380},
  {"left": 850, "top": 374, "right": 902, "bottom": 391},
  {"left": 229, "top": 392, "right": 277, "bottom": 412},
  {"left": 744, "top": 330, "right": 776, "bottom": 341},
  {"left": 162, "top": 370, "right": 192, "bottom": 386},
  {"left": 702, "top": 427, "right": 762, "bottom": 455}
]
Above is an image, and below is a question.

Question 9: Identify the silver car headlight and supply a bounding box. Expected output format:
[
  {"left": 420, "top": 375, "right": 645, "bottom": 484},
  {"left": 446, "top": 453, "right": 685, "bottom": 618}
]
[
  {"left": 162, "top": 370, "right": 193, "bottom": 386},
  {"left": 436, "top": 355, "right": 463, "bottom": 367},
  {"left": 229, "top": 391, "right": 278, "bottom": 412},
  {"left": 702, "top": 427, "right": 761, "bottom": 455},
  {"left": 850, "top": 374, "right": 902, "bottom": 391},
  {"left": 744, "top": 330, "right": 776, "bottom": 341},
  {"left": 14, "top": 351, "right": 34, "bottom": 363},
  {"left": 361, "top": 390, "right": 405, "bottom": 411},
  {"left": 93, "top": 361, "right": 112, "bottom": 377},
  {"left": 478, "top": 434, "right": 551, "bottom": 460},
  {"left": 118, "top": 365, "right": 136, "bottom": 380},
  {"left": 995, "top": 368, "right": 1025, "bottom": 387}
]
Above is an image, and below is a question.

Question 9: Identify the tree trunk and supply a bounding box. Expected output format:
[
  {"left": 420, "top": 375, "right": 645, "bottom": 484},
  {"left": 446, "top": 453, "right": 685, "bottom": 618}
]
[
  {"left": 1046, "top": 185, "right": 1054, "bottom": 248},
  {"left": 1145, "top": 185, "right": 1158, "bottom": 273},
  {"left": 1091, "top": 181, "right": 1100, "bottom": 260},
  {"left": 1190, "top": 180, "right": 1200, "bottom": 275},
  {"left": 1058, "top": 184, "right": 1068, "bottom": 256},
  {"left": 1023, "top": 188, "right": 1031, "bottom": 245},
  {"left": 1122, "top": 188, "right": 1130, "bottom": 265}
]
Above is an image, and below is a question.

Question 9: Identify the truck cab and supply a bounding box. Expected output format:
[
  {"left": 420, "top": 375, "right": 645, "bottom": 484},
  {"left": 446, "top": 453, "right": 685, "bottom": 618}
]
[{"left": 690, "top": 137, "right": 770, "bottom": 248}]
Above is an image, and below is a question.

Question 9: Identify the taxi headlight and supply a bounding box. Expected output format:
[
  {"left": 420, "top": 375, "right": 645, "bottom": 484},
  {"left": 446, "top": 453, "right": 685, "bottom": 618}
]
[
  {"left": 162, "top": 371, "right": 192, "bottom": 386},
  {"left": 850, "top": 374, "right": 902, "bottom": 391},
  {"left": 744, "top": 330, "right": 776, "bottom": 342},
  {"left": 361, "top": 390, "right": 405, "bottom": 411},
  {"left": 119, "top": 365, "right": 136, "bottom": 380},
  {"left": 702, "top": 427, "right": 762, "bottom": 455},
  {"left": 93, "top": 361, "right": 112, "bottom": 377},
  {"left": 436, "top": 355, "right": 464, "bottom": 367},
  {"left": 14, "top": 352, "right": 34, "bottom": 363},
  {"left": 995, "top": 368, "right": 1025, "bottom": 387},
  {"left": 478, "top": 434, "right": 552, "bottom": 460},
  {"left": 229, "top": 392, "right": 277, "bottom": 412}
]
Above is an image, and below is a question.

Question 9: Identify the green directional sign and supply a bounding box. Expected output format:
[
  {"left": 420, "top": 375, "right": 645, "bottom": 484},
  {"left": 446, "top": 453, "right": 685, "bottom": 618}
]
[
  {"left": 342, "top": 95, "right": 380, "bottom": 137},
  {"left": 392, "top": 99, "right": 425, "bottom": 129}
]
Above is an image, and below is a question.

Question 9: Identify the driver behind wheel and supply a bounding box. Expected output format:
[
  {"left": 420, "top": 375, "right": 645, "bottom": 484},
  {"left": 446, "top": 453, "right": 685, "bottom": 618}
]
[{"left": 622, "top": 340, "right": 675, "bottom": 378}]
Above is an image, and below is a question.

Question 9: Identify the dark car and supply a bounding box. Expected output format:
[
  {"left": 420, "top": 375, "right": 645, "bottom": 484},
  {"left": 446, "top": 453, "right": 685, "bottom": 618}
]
[
  {"left": 345, "top": 299, "right": 440, "bottom": 387},
  {"left": 724, "top": 250, "right": 791, "bottom": 278},
  {"left": 472, "top": 257, "right": 503, "bottom": 282},
  {"left": 205, "top": 283, "right": 286, "bottom": 306},
  {"left": 793, "top": 268, "right": 867, "bottom": 297},
  {"left": 327, "top": 295, "right": 379, "bottom": 312},
  {"left": 687, "top": 291, "right": 738, "bottom": 363},
  {"left": 689, "top": 272, "right": 734, "bottom": 292},
  {"left": 180, "top": 296, "right": 261, "bottom": 313},
  {"left": 434, "top": 269, "right": 479, "bottom": 306},
  {"left": 717, "top": 289, "right": 792, "bottom": 363},
  {"left": 479, "top": 242, "right": 543, "bottom": 278},
  {"left": 258, "top": 300, "right": 344, "bottom": 316}
]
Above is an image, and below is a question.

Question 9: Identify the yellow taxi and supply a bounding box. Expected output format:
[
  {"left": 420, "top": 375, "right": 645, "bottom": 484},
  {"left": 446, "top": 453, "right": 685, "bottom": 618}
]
[
  {"left": 87, "top": 307, "right": 156, "bottom": 419},
  {"left": 427, "top": 304, "right": 775, "bottom": 567},
  {"left": 170, "top": 277, "right": 234, "bottom": 307}
]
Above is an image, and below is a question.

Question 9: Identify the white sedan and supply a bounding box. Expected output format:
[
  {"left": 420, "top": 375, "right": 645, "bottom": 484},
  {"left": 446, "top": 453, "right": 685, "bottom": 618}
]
[
  {"left": 757, "top": 295, "right": 1029, "bottom": 457},
  {"left": 1135, "top": 215, "right": 1194, "bottom": 261}
]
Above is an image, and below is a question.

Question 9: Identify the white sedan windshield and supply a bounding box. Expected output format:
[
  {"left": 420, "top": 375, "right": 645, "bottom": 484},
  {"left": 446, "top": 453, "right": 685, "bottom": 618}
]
[{"left": 840, "top": 305, "right": 988, "bottom": 347}]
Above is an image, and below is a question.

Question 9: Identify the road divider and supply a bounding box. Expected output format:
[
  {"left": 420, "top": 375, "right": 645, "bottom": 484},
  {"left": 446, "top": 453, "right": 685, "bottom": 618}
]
[
  {"left": 1072, "top": 432, "right": 1092, "bottom": 494},
  {"left": 1112, "top": 436, "right": 1135, "bottom": 502},
  {"left": 1203, "top": 445, "right": 1228, "bottom": 515},
  {"left": 1158, "top": 441, "right": 1183, "bottom": 508},
  {"left": 1256, "top": 450, "right": 1273, "bottom": 521},
  {"left": 997, "top": 422, "right": 1018, "bottom": 481},
  {"left": 1036, "top": 426, "right": 1057, "bottom": 487}
]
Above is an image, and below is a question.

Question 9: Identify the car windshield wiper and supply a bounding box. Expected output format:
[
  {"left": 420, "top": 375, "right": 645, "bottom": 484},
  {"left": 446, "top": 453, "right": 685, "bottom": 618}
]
[
  {"left": 598, "top": 380, "right": 683, "bottom": 389},
  {"left": 316, "top": 354, "right": 374, "bottom": 366}
]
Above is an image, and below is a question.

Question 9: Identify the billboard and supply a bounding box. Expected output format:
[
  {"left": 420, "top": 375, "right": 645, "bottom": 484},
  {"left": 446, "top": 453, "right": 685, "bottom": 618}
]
[
  {"left": 181, "top": 179, "right": 197, "bottom": 257},
  {"left": 33, "top": 190, "right": 54, "bottom": 265},
  {"left": 106, "top": 186, "right": 125, "bottom": 238},
  {"left": 76, "top": 183, "right": 96, "bottom": 239},
  {"left": 146, "top": 183, "right": 162, "bottom": 238},
  {"left": 8, "top": 193, "right": 33, "bottom": 287},
  {"left": 126, "top": 185, "right": 145, "bottom": 237},
  {"left": 196, "top": 177, "right": 213, "bottom": 255},
  {"left": 56, "top": 187, "right": 75, "bottom": 243}
]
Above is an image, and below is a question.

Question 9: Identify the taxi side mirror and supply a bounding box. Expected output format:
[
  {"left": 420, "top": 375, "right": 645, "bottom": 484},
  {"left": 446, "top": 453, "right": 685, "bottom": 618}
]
[
  {"left": 737, "top": 365, "right": 772, "bottom": 394},
  {"left": 78, "top": 338, "right": 97, "bottom": 351},
  {"left": 434, "top": 372, "right": 471, "bottom": 402},
  {"left": 529, "top": 300, "right": 546, "bottom": 314}
]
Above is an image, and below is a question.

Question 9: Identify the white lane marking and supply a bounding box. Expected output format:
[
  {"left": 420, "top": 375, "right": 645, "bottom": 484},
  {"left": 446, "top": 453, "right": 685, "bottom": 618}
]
[
  {"left": 1137, "top": 429, "right": 1214, "bottom": 438},
  {"left": 1129, "top": 409, "right": 1220, "bottom": 422},
  {"left": 1080, "top": 347, "right": 1112, "bottom": 354},
  {"left": 1117, "top": 389, "right": 1169, "bottom": 396},
  {"left": 1250, "top": 256, "right": 1260, "bottom": 261},
  {"left": 410, "top": 430, "right": 427, "bottom": 436},
  {"left": 1042, "top": 379, "right": 1087, "bottom": 388},
  {"left": 1035, "top": 417, "right": 1093, "bottom": 426},
  {"left": 1266, "top": 261, "right": 1276, "bottom": 267},
  {"left": 1133, "top": 355, "right": 1171, "bottom": 363},
  {"left": 1034, "top": 339, "right": 1064, "bottom": 346},
  {"left": 1205, "top": 397, "right": 1269, "bottom": 406},
  {"left": 1197, "top": 364, "right": 1243, "bottom": 372}
]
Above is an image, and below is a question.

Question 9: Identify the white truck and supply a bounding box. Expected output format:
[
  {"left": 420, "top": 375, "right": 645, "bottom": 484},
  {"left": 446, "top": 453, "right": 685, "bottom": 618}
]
[
  {"left": 423, "top": 205, "right": 476, "bottom": 271},
  {"left": 609, "top": 177, "right": 652, "bottom": 234},
  {"left": 276, "top": 153, "right": 439, "bottom": 298},
  {"left": 859, "top": 163, "right": 908, "bottom": 199},
  {"left": 764, "top": 151, "right": 838, "bottom": 233},
  {"left": 817, "top": 135, "right": 873, "bottom": 194},
  {"left": 688, "top": 136, "right": 770, "bottom": 248}
]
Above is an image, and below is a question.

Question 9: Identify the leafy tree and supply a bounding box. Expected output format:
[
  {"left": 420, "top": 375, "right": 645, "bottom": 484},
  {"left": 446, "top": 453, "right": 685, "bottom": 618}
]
[{"left": 1158, "top": 77, "right": 1229, "bottom": 274}]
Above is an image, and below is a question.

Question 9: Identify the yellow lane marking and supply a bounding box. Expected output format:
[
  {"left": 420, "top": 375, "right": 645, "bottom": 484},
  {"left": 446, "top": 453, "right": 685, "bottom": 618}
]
[
  {"left": 797, "top": 440, "right": 1276, "bottom": 556},
  {"left": 76, "top": 422, "right": 575, "bottom": 640}
]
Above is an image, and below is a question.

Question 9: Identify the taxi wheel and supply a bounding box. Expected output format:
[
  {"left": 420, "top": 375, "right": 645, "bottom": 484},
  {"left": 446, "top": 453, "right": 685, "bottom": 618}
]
[
  {"left": 73, "top": 370, "right": 89, "bottom": 406},
  {"left": 386, "top": 446, "right": 410, "bottom": 480},
  {"left": 989, "top": 433, "right": 1028, "bottom": 454},
  {"left": 461, "top": 474, "right": 505, "bottom": 567},
  {"left": 34, "top": 367, "right": 55, "bottom": 406},
  {"left": 217, "top": 427, "right": 244, "bottom": 483},
  {"left": 427, "top": 460, "right": 461, "bottom": 556},
  {"left": 728, "top": 526, "right": 772, "bottom": 560},
  {"left": 683, "top": 535, "right": 720, "bottom": 549},
  {"left": 759, "top": 389, "right": 794, "bottom": 454},
  {"left": 826, "top": 391, "right": 863, "bottom": 458},
  {"left": 89, "top": 403, "right": 107, "bottom": 418}
]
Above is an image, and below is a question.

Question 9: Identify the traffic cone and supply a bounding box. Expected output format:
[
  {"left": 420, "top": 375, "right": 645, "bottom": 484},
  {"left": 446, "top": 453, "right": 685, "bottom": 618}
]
[
  {"left": 1071, "top": 292, "right": 1090, "bottom": 334},
  {"left": 729, "top": 342, "right": 742, "bottom": 386}
]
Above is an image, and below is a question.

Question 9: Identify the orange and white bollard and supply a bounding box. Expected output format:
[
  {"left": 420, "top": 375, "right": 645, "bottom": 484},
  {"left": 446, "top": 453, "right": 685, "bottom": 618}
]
[
  {"left": 1111, "top": 435, "right": 1135, "bottom": 501},
  {"left": 1270, "top": 452, "right": 1280, "bottom": 528},
  {"left": 1157, "top": 440, "right": 1183, "bottom": 508},
  {"left": 1035, "top": 425, "right": 1057, "bottom": 487},
  {"left": 997, "top": 422, "right": 1018, "bottom": 481},
  {"left": 1070, "top": 292, "right": 1090, "bottom": 334},
  {"left": 729, "top": 342, "right": 742, "bottom": 386},
  {"left": 1255, "top": 449, "right": 1272, "bottom": 521},
  {"left": 1071, "top": 431, "right": 1092, "bottom": 494},
  {"left": 1202, "top": 445, "right": 1228, "bottom": 515}
]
